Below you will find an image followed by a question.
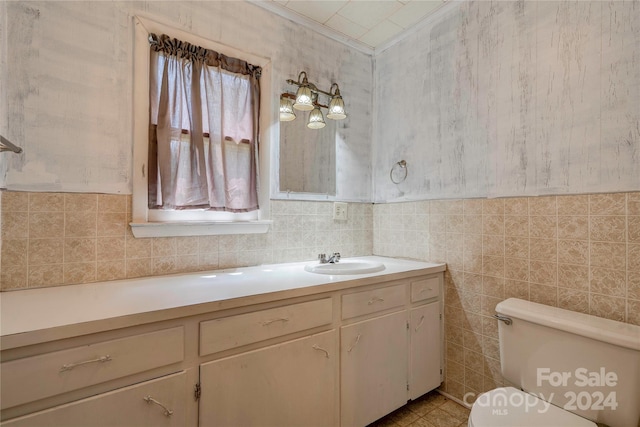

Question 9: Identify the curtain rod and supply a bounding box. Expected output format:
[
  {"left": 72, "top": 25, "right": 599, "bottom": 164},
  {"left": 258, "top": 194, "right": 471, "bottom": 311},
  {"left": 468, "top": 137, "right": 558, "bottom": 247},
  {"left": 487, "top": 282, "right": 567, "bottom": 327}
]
[{"left": 0, "top": 135, "right": 23, "bottom": 154}]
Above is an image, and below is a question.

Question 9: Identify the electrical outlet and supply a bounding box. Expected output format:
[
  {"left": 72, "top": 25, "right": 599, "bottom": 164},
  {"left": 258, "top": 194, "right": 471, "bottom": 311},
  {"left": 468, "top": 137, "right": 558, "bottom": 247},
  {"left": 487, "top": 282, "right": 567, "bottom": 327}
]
[{"left": 333, "top": 202, "right": 348, "bottom": 221}]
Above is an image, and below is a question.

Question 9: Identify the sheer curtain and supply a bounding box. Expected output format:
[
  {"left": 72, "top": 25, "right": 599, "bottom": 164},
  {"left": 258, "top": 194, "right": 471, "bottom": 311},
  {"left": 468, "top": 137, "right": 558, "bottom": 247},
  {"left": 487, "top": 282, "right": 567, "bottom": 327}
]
[{"left": 148, "top": 33, "right": 261, "bottom": 212}]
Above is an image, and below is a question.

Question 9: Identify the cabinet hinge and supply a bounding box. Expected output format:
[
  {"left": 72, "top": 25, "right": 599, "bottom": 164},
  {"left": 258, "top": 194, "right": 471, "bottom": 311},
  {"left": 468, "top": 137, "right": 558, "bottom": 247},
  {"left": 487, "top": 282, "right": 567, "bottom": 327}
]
[
  {"left": 407, "top": 383, "right": 410, "bottom": 391},
  {"left": 194, "top": 383, "right": 201, "bottom": 401},
  {"left": 406, "top": 321, "right": 410, "bottom": 330}
]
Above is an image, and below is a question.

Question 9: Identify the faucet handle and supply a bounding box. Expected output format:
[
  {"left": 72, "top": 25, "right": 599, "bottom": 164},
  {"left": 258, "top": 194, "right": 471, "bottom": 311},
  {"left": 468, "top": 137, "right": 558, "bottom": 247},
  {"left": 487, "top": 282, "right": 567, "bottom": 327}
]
[
  {"left": 318, "top": 253, "right": 327, "bottom": 263},
  {"left": 333, "top": 252, "right": 341, "bottom": 262}
]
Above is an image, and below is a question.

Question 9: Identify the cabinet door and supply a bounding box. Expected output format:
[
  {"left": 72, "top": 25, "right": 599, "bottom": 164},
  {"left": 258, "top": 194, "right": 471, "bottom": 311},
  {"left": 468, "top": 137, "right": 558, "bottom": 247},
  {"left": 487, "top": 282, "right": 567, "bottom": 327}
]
[
  {"left": 199, "top": 330, "right": 337, "bottom": 427},
  {"left": 340, "top": 311, "right": 408, "bottom": 427},
  {"left": 2, "top": 371, "right": 188, "bottom": 427},
  {"left": 409, "top": 303, "right": 441, "bottom": 400}
]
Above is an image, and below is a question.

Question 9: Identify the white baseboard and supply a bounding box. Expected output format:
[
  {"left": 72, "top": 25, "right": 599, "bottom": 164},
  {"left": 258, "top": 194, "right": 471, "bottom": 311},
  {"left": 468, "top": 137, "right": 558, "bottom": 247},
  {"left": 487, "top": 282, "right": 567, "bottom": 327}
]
[{"left": 436, "top": 389, "right": 471, "bottom": 409}]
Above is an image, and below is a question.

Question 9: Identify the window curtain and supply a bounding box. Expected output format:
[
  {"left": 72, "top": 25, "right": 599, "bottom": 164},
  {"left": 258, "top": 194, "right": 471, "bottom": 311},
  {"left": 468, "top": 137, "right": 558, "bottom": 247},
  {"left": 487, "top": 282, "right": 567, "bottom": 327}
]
[{"left": 148, "top": 33, "right": 261, "bottom": 212}]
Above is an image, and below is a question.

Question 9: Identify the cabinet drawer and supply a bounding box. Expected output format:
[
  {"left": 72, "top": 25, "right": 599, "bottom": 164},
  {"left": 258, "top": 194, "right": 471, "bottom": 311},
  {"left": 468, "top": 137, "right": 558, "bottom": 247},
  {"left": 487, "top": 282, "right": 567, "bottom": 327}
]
[
  {"left": 1, "top": 327, "right": 184, "bottom": 410},
  {"left": 341, "top": 284, "right": 405, "bottom": 320},
  {"left": 2, "top": 371, "right": 188, "bottom": 427},
  {"left": 411, "top": 276, "right": 440, "bottom": 302},
  {"left": 199, "top": 298, "right": 333, "bottom": 356}
]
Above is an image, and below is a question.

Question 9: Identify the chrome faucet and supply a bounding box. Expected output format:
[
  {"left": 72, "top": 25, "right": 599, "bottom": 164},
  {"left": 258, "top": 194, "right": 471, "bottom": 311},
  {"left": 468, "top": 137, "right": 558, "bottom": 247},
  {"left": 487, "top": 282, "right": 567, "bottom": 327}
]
[{"left": 318, "top": 252, "right": 341, "bottom": 264}]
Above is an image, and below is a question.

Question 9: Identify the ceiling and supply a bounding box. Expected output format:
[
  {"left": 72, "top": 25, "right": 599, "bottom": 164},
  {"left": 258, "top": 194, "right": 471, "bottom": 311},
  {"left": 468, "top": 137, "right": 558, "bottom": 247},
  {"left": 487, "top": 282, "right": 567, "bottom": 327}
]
[{"left": 256, "top": 0, "right": 449, "bottom": 52}]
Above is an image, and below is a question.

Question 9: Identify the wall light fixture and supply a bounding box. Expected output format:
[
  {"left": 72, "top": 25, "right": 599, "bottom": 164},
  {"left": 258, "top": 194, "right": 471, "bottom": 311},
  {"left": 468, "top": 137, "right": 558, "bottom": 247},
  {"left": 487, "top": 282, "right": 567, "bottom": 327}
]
[{"left": 280, "top": 71, "right": 346, "bottom": 129}]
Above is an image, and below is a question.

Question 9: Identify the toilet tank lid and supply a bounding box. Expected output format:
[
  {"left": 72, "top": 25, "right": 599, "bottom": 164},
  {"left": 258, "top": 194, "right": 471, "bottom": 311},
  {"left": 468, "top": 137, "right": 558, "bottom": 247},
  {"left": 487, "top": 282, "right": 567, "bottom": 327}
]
[{"left": 496, "top": 298, "right": 640, "bottom": 351}]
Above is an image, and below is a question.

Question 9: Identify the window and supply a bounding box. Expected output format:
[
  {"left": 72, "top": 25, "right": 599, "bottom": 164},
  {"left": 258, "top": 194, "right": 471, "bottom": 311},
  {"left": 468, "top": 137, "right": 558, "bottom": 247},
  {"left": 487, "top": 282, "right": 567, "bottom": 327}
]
[{"left": 131, "top": 17, "right": 272, "bottom": 237}]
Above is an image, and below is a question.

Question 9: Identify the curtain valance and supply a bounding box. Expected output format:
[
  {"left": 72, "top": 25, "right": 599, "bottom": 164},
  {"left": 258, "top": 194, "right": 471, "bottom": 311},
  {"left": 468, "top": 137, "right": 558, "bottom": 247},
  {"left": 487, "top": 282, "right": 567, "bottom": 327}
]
[{"left": 148, "top": 33, "right": 261, "bottom": 79}]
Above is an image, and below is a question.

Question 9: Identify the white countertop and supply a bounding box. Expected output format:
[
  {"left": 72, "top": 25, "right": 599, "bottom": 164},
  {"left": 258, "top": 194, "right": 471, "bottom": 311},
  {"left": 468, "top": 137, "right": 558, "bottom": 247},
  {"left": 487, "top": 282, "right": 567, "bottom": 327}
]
[{"left": 0, "top": 256, "right": 445, "bottom": 350}]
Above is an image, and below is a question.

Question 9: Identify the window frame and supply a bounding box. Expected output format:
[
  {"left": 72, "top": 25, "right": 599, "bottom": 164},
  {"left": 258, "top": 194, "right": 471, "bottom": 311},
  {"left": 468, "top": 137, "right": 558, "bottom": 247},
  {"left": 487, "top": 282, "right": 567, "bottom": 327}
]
[{"left": 131, "top": 16, "right": 272, "bottom": 238}]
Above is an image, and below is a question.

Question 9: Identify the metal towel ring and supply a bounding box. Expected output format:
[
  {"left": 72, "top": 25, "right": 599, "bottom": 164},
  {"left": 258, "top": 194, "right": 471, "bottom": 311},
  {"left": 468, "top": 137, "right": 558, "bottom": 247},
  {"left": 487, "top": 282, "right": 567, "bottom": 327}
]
[{"left": 390, "top": 160, "right": 407, "bottom": 184}]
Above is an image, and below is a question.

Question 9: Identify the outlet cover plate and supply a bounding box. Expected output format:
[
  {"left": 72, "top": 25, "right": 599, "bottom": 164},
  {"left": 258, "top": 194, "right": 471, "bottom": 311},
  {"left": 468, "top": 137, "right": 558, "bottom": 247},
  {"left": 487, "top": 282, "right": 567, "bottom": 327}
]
[{"left": 333, "top": 202, "right": 348, "bottom": 221}]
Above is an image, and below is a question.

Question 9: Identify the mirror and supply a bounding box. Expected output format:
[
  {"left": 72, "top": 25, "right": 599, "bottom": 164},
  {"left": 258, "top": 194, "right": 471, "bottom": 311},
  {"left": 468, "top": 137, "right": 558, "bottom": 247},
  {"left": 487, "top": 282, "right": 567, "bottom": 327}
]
[{"left": 278, "top": 117, "right": 336, "bottom": 196}]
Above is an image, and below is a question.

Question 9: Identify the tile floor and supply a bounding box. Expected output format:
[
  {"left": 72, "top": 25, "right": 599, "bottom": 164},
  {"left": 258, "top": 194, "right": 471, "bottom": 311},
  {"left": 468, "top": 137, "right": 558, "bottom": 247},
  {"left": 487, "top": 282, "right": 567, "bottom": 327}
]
[{"left": 368, "top": 391, "right": 469, "bottom": 427}]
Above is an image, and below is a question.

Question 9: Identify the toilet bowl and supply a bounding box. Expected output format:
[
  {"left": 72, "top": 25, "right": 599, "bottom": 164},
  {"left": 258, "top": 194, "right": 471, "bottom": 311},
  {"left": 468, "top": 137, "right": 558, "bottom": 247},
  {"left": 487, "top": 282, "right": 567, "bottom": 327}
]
[
  {"left": 468, "top": 298, "right": 640, "bottom": 427},
  {"left": 468, "top": 387, "right": 596, "bottom": 427}
]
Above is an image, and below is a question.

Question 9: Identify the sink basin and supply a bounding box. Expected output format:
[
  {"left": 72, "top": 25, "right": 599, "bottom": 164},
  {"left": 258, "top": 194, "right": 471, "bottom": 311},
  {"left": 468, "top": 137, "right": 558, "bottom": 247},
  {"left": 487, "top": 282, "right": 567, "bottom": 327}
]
[{"left": 304, "top": 260, "right": 386, "bottom": 275}]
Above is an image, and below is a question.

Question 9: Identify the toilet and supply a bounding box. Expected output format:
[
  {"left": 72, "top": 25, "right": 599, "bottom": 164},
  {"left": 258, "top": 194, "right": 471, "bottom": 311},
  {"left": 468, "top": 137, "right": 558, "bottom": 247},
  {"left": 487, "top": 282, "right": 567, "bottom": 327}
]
[{"left": 468, "top": 298, "right": 640, "bottom": 427}]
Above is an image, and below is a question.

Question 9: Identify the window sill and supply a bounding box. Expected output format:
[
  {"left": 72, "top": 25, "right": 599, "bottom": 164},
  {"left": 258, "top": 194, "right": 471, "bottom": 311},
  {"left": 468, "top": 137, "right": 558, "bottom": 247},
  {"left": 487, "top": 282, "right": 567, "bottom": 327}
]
[{"left": 130, "top": 220, "right": 272, "bottom": 238}]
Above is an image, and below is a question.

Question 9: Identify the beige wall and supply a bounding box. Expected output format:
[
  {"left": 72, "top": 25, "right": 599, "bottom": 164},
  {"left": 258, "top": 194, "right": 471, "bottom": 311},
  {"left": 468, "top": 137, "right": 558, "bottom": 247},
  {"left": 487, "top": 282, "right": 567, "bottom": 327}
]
[
  {"left": 374, "top": 192, "right": 640, "bottom": 402},
  {"left": 0, "top": 192, "right": 372, "bottom": 290},
  {"left": 2, "top": 189, "right": 639, "bottom": 406}
]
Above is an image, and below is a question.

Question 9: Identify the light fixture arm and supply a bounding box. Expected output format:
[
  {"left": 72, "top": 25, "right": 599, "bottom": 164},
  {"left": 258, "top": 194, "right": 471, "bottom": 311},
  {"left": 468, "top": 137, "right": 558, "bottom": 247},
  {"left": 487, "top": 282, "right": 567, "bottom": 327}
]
[
  {"left": 313, "top": 86, "right": 334, "bottom": 98},
  {"left": 285, "top": 71, "right": 336, "bottom": 98},
  {"left": 280, "top": 92, "right": 328, "bottom": 109}
]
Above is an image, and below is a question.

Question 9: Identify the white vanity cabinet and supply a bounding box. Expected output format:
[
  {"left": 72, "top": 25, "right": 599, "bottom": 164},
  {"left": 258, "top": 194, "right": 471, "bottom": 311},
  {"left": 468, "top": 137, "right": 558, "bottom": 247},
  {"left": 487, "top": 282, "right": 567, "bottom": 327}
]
[
  {"left": 340, "top": 276, "right": 443, "bottom": 427},
  {"left": 0, "top": 258, "right": 445, "bottom": 427}
]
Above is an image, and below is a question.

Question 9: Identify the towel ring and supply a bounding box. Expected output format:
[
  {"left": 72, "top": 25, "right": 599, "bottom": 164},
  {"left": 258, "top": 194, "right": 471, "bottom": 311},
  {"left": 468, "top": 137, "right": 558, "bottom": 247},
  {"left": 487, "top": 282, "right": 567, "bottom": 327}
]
[{"left": 390, "top": 160, "right": 407, "bottom": 184}]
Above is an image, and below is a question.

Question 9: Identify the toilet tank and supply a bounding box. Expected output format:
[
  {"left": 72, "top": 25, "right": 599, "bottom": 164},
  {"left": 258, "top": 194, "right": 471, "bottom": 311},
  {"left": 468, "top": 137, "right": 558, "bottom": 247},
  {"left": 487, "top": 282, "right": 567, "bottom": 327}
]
[{"left": 496, "top": 298, "right": 640, "bottom": 427}]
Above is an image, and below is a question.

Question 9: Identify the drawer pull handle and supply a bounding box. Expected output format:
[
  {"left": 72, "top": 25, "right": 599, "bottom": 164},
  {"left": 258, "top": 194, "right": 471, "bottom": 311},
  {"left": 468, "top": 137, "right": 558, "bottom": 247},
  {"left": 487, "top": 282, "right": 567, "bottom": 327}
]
[
  {"left": 312, "top": 344, "right": 330, "bottom": 358},
  {"left": 144, "top": 395, "right": 174, "bottom": 417},
  {"left": 414, "top": 315, "right": 425, "bottom": 332},
  {"left": 419, "top": 287, "right": 433, "bottom": 293},
  {"left": 347, "top": 334, "right": 361, "bottom": 353},
  {"left": 367, "top": 296, "right": 384, "bottom": 305},
  {"left": 261, "top": 317, "right": 289, "bottom": 326},
  {"left": 60, "top": 355, "right": 112, "bottom": 372}
]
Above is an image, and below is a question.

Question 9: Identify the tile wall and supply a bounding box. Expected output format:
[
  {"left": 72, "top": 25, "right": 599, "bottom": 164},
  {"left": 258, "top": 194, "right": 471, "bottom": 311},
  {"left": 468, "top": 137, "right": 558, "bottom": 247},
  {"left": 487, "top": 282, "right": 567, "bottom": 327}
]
[
  {"left": 3, "top": 189, "right": 639, "bottom": 407},
  {"left": 0, "top": 191, "right": 373, "bottom": 290},
  {"left": 374, "top": 192, "right": 640, "bottom": 403}
]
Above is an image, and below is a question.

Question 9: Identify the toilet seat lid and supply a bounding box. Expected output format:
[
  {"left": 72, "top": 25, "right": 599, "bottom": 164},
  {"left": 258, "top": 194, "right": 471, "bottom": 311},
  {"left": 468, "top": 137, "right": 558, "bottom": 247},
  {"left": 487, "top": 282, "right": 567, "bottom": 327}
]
[{"left": 469, "top": 387, "right": 596, "bottom": 427}]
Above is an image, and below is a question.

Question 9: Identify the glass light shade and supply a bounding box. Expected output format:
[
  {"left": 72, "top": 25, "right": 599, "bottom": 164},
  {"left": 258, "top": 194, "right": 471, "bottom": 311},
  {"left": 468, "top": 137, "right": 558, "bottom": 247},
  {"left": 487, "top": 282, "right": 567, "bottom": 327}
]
[
  {"left": 279, "top": 97, "right": 296, "bottom": 121},
  {"left": 293, "top": 86, "right": 314, "bottom": 111},
  {"left": 327, "top": 95, "right": 347, "bottom": 120},
  {"left": 307, "top": 106, "right": 326, "bottom": 129}
]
